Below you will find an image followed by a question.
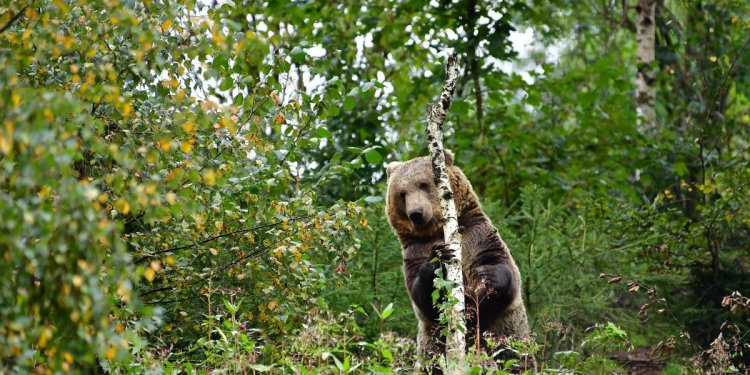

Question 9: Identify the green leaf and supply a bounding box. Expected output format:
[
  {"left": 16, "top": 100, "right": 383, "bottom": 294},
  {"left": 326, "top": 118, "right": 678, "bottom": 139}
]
[
  {"left": 382, "top": 302, "right": 394, "bottom": 320},
  {"left": 219, "top": 77, "right": 234, "bottom": 91},
  {"left": 381, "top": 349, "right": 393, "bottom": 363},
  {"left": 364, "top": 148, "right": 382, "bottom": 164},
  {"left": 316, "top": 127, "right": 330, "bottom": 138},
  {"left": 331, "top": 152, "right": 343, "bottom": 164},
  {"left": 343, "top": 96, "right": 356, "bottom": 111},
  {"left": 332, "top": 355, "right": 344, "bottom": 371},
  {"left": 291, "top": 46, "right": 306, "bottom": 64},
  {"left": 451, "top": 100, "right": 469, "bottom": 115},
  {"left": 248, "top": 364, "right": 272, "bottom": 372},
  {"left": 213, "top": 54, "right": 229, "bottom": 70}
]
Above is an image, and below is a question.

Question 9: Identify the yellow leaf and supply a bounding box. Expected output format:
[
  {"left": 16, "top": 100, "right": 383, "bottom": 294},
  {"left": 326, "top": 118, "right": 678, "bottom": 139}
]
[
  {"left": 63, "top": 352, "right": 74, "bottom": 364},
  {"left": 161, "top": 19, "right": 173, "bottom": 32},
  {"left": 182, "top": 121, "right": 197, "bottom": 134},
  {"left": 181, "top": 140, "right": 193, "bottom": 153},
  {"left": 5, "top": 120, "right": 14, "bottom": 137},
  {"left": 212, "top": 33, "right": 224, "bottom": 45},
  {"left": 11, "top": 92, "right": 20, "bottom": 108},
  {"left": 144, "top": 267, "right": 156, "bottom": 282},
  {"left": 158, "top": 139, "right": 171, "bottom": 151},
  {"left": 274, "top": 112, "right": 286, "bottom": 125},
  {"left": 37, "top": 327, "right": 52, "bottom": 348},
  {"left": 166, "top": 256, "right": 176, "bottom": 266},
  {"left": 38, "top": 185, "right": 51, "bottom": 198},
  {"left": 105, "top": 346, "right": 116, "bottom": 360},
  {"left": 53, "top": 0, "right": 70, "bottom": 13},
  {"left": 203, "top": 169, "right": 216, "bottom": 186},
  {"left": 0, "top": 135, "right": 10, "bottom": 154},
  {"left": 26, "top": 8, "right": 39, "bottom": 20},
  {"left": 72, "top": 275, "right": 83, "bottom": 287},
  {"left": 122, "top": 102, "right": 132, "bottom": 117},
  {"left": 175, "top": 89, "right": 186, "bottom": 102},
  {"left": 115, "top": 198, "right": 131, "bottom": 215},
  {"left": 234, "top": 40, "right": 244, "bottom": 55},
  {"left": 165, "top": 192, "right": 176, "bottom": 204}
]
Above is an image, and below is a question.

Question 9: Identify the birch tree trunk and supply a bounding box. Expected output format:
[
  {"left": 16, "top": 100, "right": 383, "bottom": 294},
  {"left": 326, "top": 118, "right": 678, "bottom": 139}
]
[
  {"left": 636, "top": 0, "right": 657, "bottom": 131},
  {"left": 425, "top": 55, "right": 465, "bottom": 373}
]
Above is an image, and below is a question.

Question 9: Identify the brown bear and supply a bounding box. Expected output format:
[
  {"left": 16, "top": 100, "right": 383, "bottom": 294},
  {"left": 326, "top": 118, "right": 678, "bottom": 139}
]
[{"left": 385, "top": 150, "right": 532, "bottom": 368}]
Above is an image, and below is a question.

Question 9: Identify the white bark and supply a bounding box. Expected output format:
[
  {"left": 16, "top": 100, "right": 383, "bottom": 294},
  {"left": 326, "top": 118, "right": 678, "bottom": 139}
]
[
  {"left": 425, "top": 55, "right": 465, "bottom": 373},
  {"left": 636, "top": 0, "right": 657, "bottom": 130}
]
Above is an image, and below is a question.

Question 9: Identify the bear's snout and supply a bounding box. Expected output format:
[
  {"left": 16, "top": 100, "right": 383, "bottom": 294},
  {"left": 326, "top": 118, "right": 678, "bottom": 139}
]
[
  {"left": 408, "top": 209, "right": 426, "bottom": 226},
  {"left": 402, "top": 188, "right": 435, "bottom": 228}
]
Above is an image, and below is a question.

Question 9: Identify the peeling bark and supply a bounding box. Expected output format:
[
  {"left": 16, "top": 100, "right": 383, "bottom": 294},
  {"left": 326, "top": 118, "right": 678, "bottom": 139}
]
[
  {"left": 636, "top": 0, "right": 657, "bottom": 131},
  {"left": 425, "top": 55, "right": 465, "bottom": 373}
]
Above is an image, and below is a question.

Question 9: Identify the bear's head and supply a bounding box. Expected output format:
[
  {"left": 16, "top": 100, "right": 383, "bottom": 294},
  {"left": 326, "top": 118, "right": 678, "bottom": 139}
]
[{"left": 385, "top": 150, "right": 476, "bottom": 238}]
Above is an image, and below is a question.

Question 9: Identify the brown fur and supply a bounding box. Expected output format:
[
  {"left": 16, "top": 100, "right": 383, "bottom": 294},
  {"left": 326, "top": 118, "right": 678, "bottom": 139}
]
[{"left": 385, "top": 151, "right": 533, "bottom": 369}]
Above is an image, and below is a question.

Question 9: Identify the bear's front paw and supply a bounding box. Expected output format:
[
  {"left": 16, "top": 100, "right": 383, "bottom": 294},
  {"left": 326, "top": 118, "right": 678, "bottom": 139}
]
[
  {"left": 432, "top": 242, "right": 455, "bottom": 263},
  {"left": 418, "top": 260, "right": 441, "bottom": 281},
  {"left": 475, "top": 264, "right": 510, "bottom": 294}
]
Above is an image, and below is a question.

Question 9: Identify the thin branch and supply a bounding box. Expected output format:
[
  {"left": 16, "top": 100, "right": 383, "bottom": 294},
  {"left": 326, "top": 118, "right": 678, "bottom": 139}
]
[
  {"left": 142, "top": 230, "right": 299, "bottom": 306},
  {"left": 278, "top": 114, "right": 315, "bottom": 167},
  {"left": 134, "top": 215, "right": 308, "bottom": 263},
  {"left": 0, "top": 5, "right": 28, "bottom": 34}
]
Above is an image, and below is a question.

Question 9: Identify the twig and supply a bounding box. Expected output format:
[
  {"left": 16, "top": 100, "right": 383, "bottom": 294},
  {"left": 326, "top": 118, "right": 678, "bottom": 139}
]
[
  {"left": 134, "top": 215, "right": 308, "bottom": 263},
  {"left": 278, "top": 114, "right": 315, "bottom": 167},
  {"left": 0, "top": 5, "right": 28, "bottom": 34}
]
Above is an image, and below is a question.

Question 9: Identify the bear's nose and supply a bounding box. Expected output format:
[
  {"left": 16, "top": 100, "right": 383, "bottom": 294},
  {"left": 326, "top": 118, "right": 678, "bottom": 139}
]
[{"left": 409, "top": 209, "right": 425, "bottom": 226}]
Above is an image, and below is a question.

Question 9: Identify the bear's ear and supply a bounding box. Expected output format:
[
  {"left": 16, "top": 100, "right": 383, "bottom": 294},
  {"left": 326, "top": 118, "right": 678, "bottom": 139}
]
[
  {"left": 444, "top": 149, "right": 454, "bottom": 165},
  {"left": 386, "top": 161, "right": 404, "bottom": 179}
]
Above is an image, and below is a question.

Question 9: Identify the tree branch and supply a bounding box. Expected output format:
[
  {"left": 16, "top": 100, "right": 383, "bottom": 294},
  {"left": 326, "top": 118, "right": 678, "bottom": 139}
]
[
  {"left": 134, "top": 215, "right": 308, "bottom": 263},
  {"left": 0, "top": 5, "right": 28, "bottom": 35}
]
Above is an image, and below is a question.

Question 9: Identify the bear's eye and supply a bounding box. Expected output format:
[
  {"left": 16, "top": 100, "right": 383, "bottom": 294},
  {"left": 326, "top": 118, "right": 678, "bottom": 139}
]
[
  {"left": 399, "top": 191, "right": 406, "bottom": 200},
  {"left": 419, "top": 182, "right": 429, "bottom": 191}
]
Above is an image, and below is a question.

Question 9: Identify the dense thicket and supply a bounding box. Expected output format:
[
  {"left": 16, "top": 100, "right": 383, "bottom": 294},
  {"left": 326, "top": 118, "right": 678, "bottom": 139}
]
[{"left": 1, "top": 0, "right": 749, "bottom": 373}]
